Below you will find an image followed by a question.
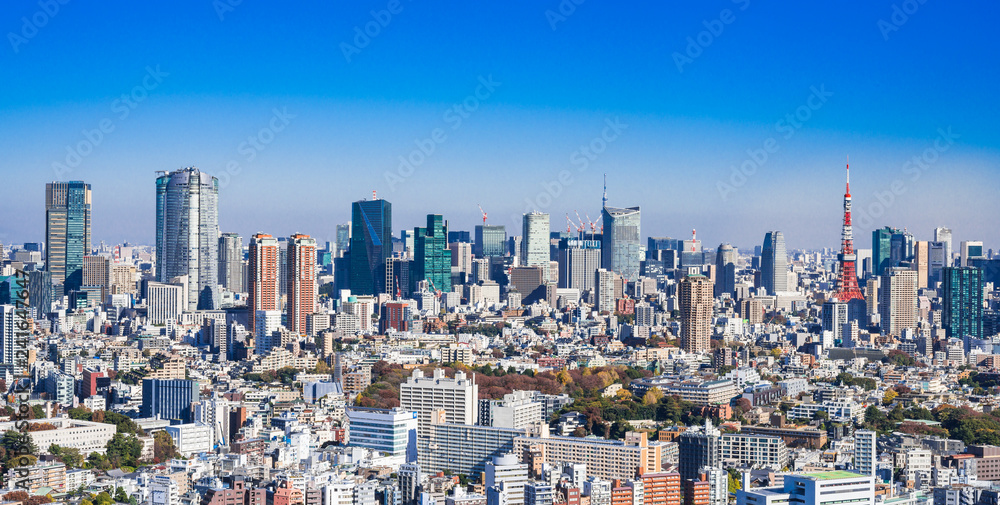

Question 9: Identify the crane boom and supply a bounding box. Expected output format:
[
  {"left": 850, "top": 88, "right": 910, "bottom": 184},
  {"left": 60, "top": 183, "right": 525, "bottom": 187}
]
[{"left": 477, "top": 204, "right": 487, "bottom": 225}]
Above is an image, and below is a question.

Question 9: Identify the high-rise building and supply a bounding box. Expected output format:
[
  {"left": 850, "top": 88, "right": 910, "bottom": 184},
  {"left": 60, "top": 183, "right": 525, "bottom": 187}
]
[
  {"left": 678, "top": 421, "right": 720, "bottom": 482},
  {"left": 928, "top": 241, "right": 948, "bottom": 285},
  {"left": 335, "top": 224, "right": 351, "bottom": 256},
  {"left": 879, "top": 267, "right": 917, "bottom": 337},
  {"left": 476, "top": 225, "right": 507, "bottom": 259},
  {"left": 594, "top": 268, "right": 616, "bottom": 313},
  {"left": 486, "top": 454, "right": 529, "bottom": 505},
  {"left": 913, "top": 241, "right": 929, "bottom": 290},
  {"left": 155, "top": 168, "right": 220, "bottom": 310},
  {"left": 558, "top": 239, "right": 601, "bottom": 291},
  {"left": 934, "top": 227, "right": 953, "bottom": 267},
  {"left": 45, "top": 181, "right": 91, "bottom": 294},
  {"left": 399, "top": 368, "right": 478, "bottom": 435},
  {"left": 286, "top": 234, "right": 317, "bottom": 335},
  {"left": 821, "top": 301, "right": 847, "bottom": 348},
  {"left": 141, "top": 378, "right": 200, "bottom": 423},
  {"left": 961, "top": 241, "right": 985, "bottom": 267},
  {"left": 28, "top": 271, "right": 53, "bottom": 319},
  {"left": 679, "top": 273, "right": 713, "bottom": 353},
  {"left": 680, "top": 230, "right": 703, "bottom": 269},
  {"left": 522, "top": 212, "right": 550, "bottom": 275},
  {"left": 713, "top": 244, "right": 736, "bottom": 298},
  {"left": 601, "top": 207, "right": 641, "bottom": 281},
  {"left": 218, "top": 233, "right": 243, "bottom": 292},
  {"left": 942, "top": 266, "right": 983, "bottom": 350},
  {"left": 871, "top": 227, "right": 897, "bottom": 277},
  {"left": 412, "top": 215, "right": 451, "bottom": 294},
  {"left": 346, "top": 407, "right": 418, "bottom": 463},
  {"left": 761, "top": 231, "right": 788, "bottom": 295},
  {"left": 350, "top": 197, "right": 392, "bottom": 295},
  {"left": 853, "top": 430, "right": 876, "bottom": 476},
  {"left": 248, "top": 234, "right": 279, "bottom": 335},
  {"left": 82, "top": 255, "right": 110, "bottom": 301},
  {"left": 889, "top": 230, "right": 914, "bottom": 267}
]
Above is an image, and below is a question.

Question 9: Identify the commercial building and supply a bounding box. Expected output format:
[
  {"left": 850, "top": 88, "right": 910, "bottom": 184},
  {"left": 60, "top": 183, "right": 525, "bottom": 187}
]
[
  {"left": 165, "top": 423, "right": 213, "bottom": 456},
  {"left": 400, "top": 368, "right": 478, "bottom": 434},
  {"left": 678, "top": 422, "right": 720, "bottom": 482},
  {"left": 141, "top": 378, "right": 200, "bottom": 423},
  {"left": 558, "top": 240, "right": 602, "bottom": 292},
  {"left": 218, "top": 232, "right": 243, "bottom": 292},
  {"left": 761, "top": 231, "right": 788, "bottom": 295},
  {"left": 880, "top": 267, "right": 917, "bottom": 337},
  {"left": 679, "top": 274, "right": 713, "bottom": 353},
  {"left": 350, "top": 197, "right": 392, "bottom": 295},
  {"left": 45, "top": 181, "right": 91, "bottom": 293},
  {"left": 486, "top": 454, "right": 529, "bottom": 505},
  {"left": 412, "top": 215, "right": 452, "bottom": 294},
  {"left": 476, "top": 225, "right": 507, "bottom": 259},
  {"left": 155, "top": 167, "right": 220, "bottom": 310},
  {"left": 714, "top": 244, "right": 737, "bottom": 298},
  {"left": 601, "top": 206, "right": 641, "bottom": 282},
  {"left": 522, "top": 212, "right": 551, "bottom": 278},
  {"left": 736, "top": 471, "right": 874, "bottom": 505},
  {"left": 720, "top": 434, "right": 788, "bottom": 469},
  {"left": 346, "top": 407, "right": 418, "bottom": 463},
  {"left": 942, "top": 266, "right": 983, "bottom": 349}
]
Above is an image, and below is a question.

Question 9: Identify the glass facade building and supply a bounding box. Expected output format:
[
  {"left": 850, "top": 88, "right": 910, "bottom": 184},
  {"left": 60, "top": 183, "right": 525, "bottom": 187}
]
[
  {"left": 349, "top": 198, "right": 392, "bottom": 295},
  {"left": 141, "top": 378, "right": 200, "bottom": 423},
  {"left": 942, "top": 266, "right": 983, "bottom": 349},
  {"left": 761, "top": 231, "right": 788, "bottom": 295},
  {"left": 45, "top": 181, "right": 91, "bottom": 294},
  {"left": 412, "top": 214, "right": 451, "bottom": 293},
  {"left": 475, "top": 225, "right": 507, "bottom": 259},
  {"left": 601, "top": 206, "right": 641, "bottom": 282}
]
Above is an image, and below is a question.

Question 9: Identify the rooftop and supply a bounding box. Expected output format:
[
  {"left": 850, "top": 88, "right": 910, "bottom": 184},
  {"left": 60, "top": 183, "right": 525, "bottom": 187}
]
[{"left": 799, "top": 470, "right": 866, "bottom": 481}]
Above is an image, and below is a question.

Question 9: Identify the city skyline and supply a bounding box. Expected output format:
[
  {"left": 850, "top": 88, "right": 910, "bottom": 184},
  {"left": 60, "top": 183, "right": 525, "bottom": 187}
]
[{"left": 2, "top": 3, "right": 998, "bottom": 249}]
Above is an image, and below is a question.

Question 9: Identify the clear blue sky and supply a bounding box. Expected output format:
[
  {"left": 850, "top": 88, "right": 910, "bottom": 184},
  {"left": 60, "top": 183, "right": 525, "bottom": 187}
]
[{"left": 1, "top": 1, "right": 998, "bottom": 252}]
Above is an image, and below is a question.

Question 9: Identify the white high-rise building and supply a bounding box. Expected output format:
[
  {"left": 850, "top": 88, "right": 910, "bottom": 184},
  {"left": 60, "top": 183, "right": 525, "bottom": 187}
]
[
  {"left": 218, "top": 233, "right": 243, "bottom": 293},
  {"left": 879, "top": 268, "right": 917, "bottom": 337},
  {"left": 960, "top": 240, "right": 985, "bottom": 267},
  {"left": 594, "top": 268, "right": 616, "bottom": 313},
  {"left": 155, "top": 167, "right": 220, "bottom": 310},
  {"left": 147, "top": 281, "right": 185, "bottom": 325},
  {"left": 486, "top": 454, "right": 529, "bottom": 505},
  {"left": 854, "top": 429, "right": 877, "bottom": 476},
  {"left": 521, "top": 212, "right": 550, "bottom": 278},
  {"left": 400, "top": 368, "right": 478, "bottom": 433},
  {"left": 821, "top": 301, "right": 848, "bottom": 347},
  {"left": 934, "top": 227, "right": 953, "bottom": 266}
]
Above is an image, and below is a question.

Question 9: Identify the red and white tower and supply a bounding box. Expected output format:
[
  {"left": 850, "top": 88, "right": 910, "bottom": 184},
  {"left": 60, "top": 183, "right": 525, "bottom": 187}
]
[{"left": 835, "top": 160, "right": 865, "bottom": 302}]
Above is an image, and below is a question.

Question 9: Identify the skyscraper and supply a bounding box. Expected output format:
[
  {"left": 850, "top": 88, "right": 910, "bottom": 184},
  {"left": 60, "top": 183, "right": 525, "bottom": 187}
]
[
  {"left": 155, "top": 168, "right": 220, "bottom": 310},
  {"left": 679, "top": 272, "right": 713, "bottom": 353},
  {"left": 913, "top": 241, "right": 929, "bottom": 290},
  {"left": 349, "top": 197, "right": 392, "bottom": 295},
  {"left": 248, "top": 233, "right": 279, "bottom": 335},
  {"left": 557, "top": 239, "right": 601, "bottom": 291},
  {"left": 761, "top": 231, "right": 788, "bottom": 295},
  {"left": 960, "top": 241, "right": 985, "bottom": 267},
  {"left": 601, "top": 206, "right": 641, "bottom": 281},
  {"left": 871, "top": 227, "right": 897, "bottom": 277},
  {"left": 218, "top": 233, "right": 243, "bottom": 293},
  {"left": 942, "top": 266, "right": 983, "bottom": 350},
  {"left": 928, "top": 241, "right": 948, "bottom": 285},
  {"left": 879, "top": 267, "right": 917, "bottom": 337},
  {"left": 890, "top": 230, "right": 914, "bottom": 267},
  {"left": 521, "top": 212, "right": 550, "bottom": 274},
  {"left": 412, "top": 215, "right": 451, "bottom": 293},
  {"left": 594, "top": 268, "right": 616, "bottom": 313},
  {"left": 45, "top": 181, "right": 91, "bottom": 294},
  {"left": 286, "top": 234, "right": 317, "bottom": 335},
  {"left": 713, "top": 244, "right": 737, "bottom": 298},
  {"left": 335, "top": 223, "right": 351, "bottom": 255},
  {"left": 475, "top": 225, "right": 507, "bottom": 259},
  {"left": 934, "top": 227, "right": 953, "bottom": 267}
]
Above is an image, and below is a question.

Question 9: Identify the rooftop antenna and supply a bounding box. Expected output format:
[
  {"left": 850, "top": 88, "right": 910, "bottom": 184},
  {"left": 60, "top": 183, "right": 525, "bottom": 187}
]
[
  {"left": 692, "top": 229, "right": 697, "bottom": 251},
  {"left": 602, "top": 173, "right": 608, "bottom": 209}
]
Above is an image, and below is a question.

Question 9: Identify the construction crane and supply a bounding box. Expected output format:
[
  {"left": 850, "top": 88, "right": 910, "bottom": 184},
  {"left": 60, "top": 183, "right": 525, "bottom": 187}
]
[
  {"left": 565, "top": 214, "right": 572, "bottom": 234},
  {"left": 585, "top": 213, "right": 597, "bottom": 234},
  {"left": 573, "top": 211, "right": 586, "bottom": 234},
  {"left": 478, "top": 204, "right": 487, "bottom": 225}
]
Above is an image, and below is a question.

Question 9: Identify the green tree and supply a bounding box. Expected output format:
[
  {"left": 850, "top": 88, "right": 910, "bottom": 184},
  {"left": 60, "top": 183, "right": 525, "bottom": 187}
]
[{"left": 106, "top": 433, "right": 142, "bottom": 468}]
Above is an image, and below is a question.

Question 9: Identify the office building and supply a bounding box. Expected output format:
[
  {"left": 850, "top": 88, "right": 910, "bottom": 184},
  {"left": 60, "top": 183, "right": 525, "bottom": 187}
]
[
  {"left": 719, "top": 434, "right": 788, "bottom": 469},
  {"left": 165, "top": 423, "right": 213, "bottom": 457},
  {"left": 934, "top": 227, "right": 953, "bottom": 267},
  {"left": 350, "top": 197, "right": 392, "bottom": 295},
  {"left": 914, "top": 240, "right": 929, "bottom": 289},
  {"left": 524, "top": 483, "right": 554, "bottom": 505},
  {"left": 141, "top": 378, "right": 200, "bottom": 423},
  {"left": 286, "top": 234, "right": 317, "bottom": 335},
  {"left": 821, "top": 301, "right": 848, "bottom": 347},
  {"left": 890, "top": 230, "right": 914, "bottom": 267},
  {"left": 522, "top": 212, "right": 550, "bottom": 275},
  {"left": 248, "top": 234, "right": 279, "bottom": 336},
  {"left": 680, "top": 231, "right": 704, "bottom": 269},
  {"left": 476, "top": 225, "right": 507, "bottom": 259},
  {"left": 400, "top": 368, "right": 478, "bottom": 434},
  {"left": 679, "top": 273, "right": 713, "bottom": 353},
  {"left": 509, "top": 266, "right": 547, "bottom": 305},
  {"left": 871, "top": 227, "right": 898, "bottom": 276},
  {"left": 28, "top": 270, "right": 53, "bottom": 318},
  {"left": 961, "top": 241, "right": 985, "bottom": 267},
  {"left": 412, "top": 215, "right": 452, "bottom": 294},
  {"left": 929, "top": 241, "right": 948, "bottom": 285},
  {"left": 942, "top": 266, "right": 983, "bottom": 350},
  {"left": 737, "top": 471, "right": 874, "bottom": 505},
  {"left": 601, "top": 207, "right": 641, "bottom": 281},
  {"left": 218, "top": 233, "right": 243, "bottom": 292},
  {"left": 714, "top": 244, "right": 737, "bottom": 298},
  {"left": 486, "top": 454, "right": 529, "bottom": 505},
  {"left": 45, "top": 181, "right": 91, "bottom": 293},
  {"left": 513, "top": 430, "right": 663, "bottom": 482},
  {"left": 81, "top": 255, "right": 110, "bottom": 301},
  {"left": 854, "top": 430, "right": 876, "bottom": 476},
  {"left": 879, "top": 267, "right": 917, "bottom": 337},
  {"left": 147, "top": 281, "right": 185, "bottom": 325},
  {"left": 594, "top": 268, "right": 616, "bottom": 313},
  {"left": 155, "top": 168, "right": 220, "bottom": 310},
  {"left": 678, "top": 422, "right": 720, "bottom": 482},
  {"left": 761, "top": 231, "right": 787, "bottom": 295},
  {"left": 346, "top": 407, "right": 418, "bottom": 463},
  {"left": 558, "top": 239, "right": 601, "bottom": 292}
]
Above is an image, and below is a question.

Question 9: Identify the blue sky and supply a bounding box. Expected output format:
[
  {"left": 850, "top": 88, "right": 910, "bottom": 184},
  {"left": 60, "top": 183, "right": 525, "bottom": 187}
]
[{"left": 1, "top": 1, "right": 998, "bottom": 252}]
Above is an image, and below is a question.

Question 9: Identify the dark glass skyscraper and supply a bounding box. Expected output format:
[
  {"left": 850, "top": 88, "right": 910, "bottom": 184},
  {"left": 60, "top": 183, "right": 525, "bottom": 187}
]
[
  {"left": 942, "top": 266, "right": 983, "bottom": 350},
  {"left": 872, "top": 226, "right": 899, "bottom": 277},
  {"left": 601, "top": 206, "right": 641, "bottom": 281},
  {"left": 411, "top": 214, "right": 451, "bottom": 293},
  {"left": 155, "top": 168, "right": 220, "bottom": 310},
  {"left": 714, "top": 244, "right": 737, "bottom": 298},
  {"left": 45, "top": 181, "right": 91, "bottom": 294},
  {"left": 761, "top": 231, "right": 788, "bottom": 295},
  {"left": 349, "top": 198, "right": 392, "bottom": 295},
  {"left": 474, "top": 225, "right": 506, "bottom": 259},
  {"left": 141, "top": 378, "right": 199, "bottom": 422}
]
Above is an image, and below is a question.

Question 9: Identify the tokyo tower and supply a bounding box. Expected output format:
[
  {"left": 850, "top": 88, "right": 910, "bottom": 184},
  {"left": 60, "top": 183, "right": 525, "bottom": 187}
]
[{"left": 835, "top": 159, "right": 865, "bottom": 302}]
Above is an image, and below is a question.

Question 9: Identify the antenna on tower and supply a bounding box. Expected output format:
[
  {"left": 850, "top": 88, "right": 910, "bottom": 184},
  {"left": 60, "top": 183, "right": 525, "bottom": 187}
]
[
  {"left": 602, "top": 173, "right": 608, "bottom": 209},
  {"left": 372, "top": 190, "right": 377, "bottom": 200},
  {"left": 846, "top": 155, "right": 851, "bottom": 196}
]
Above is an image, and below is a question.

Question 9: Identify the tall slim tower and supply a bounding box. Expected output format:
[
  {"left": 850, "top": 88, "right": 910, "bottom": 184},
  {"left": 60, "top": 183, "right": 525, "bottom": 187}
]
[
  {"left": 835, "top": 162, "right": 865, "bottom": 303},
  {"left": 248, "top": 233, "right": 279, "bottom": 335},
  {"left": 286, "top": 233, "right": 317, "bottom": 335},
  {"left": 45, "top": 181, "right": 91, "bottom": 294}
]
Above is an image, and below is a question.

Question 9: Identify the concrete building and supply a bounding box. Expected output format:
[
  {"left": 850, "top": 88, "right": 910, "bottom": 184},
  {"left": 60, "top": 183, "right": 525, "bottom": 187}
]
[
  {"left": 165, "top": 423, "right": 213, "bottom": 457},
  {"left": 346, "top": 407, "right": 418, "bottom": 463},
  {"left": 679, "top": 274, "right": 713, "bottom": 353},
  {"left": 486, "top": 454, "right": 529, "bottom": 505},
  {"left": 513, "top": 429, "right": 663, "bottom": 482},
  {"left": 854, "top": 430, "right": 876, "bottom": 477},
  {"left": 737, "top": 471, "right": 874, "bottom": 505},
  {"left": 880, "top": 268, "right": 917, "bottom": 337},
  {"left": 400, "top": 368, "right": 478, "bottom": 434}
]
